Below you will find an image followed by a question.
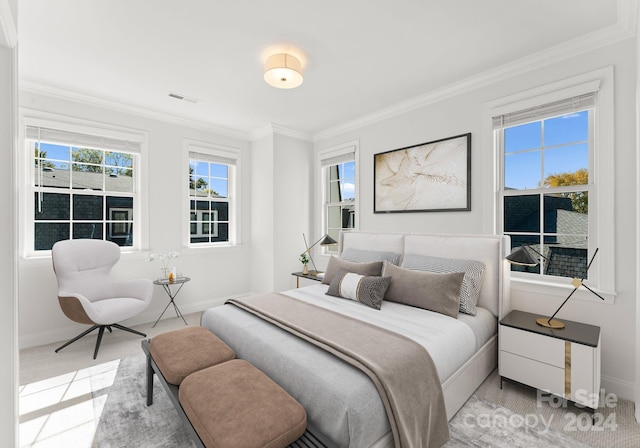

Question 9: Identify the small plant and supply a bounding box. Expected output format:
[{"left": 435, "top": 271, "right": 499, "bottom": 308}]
[
  {"left": 299, "top": 253, "right": 309, "bottom": 265},
  {"left": 146, "top": 251, "right": 179, "bottom": 276}
]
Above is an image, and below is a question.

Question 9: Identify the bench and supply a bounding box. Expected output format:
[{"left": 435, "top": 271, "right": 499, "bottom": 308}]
[{"left": 143, "top": 326, "right": 307, "bottom": 448}]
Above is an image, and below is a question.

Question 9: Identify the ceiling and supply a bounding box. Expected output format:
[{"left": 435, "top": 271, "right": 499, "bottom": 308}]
[{"left": 18, "top": 1, "right": 622, "bottom": 138}]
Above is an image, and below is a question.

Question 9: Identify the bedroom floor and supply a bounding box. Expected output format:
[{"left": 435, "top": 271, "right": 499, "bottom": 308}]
[
  {"left": 18, "top": 311, "right": 640, "bottom": 448},
  {"left": 19, "top": 312, "right": 202, "bottom": 385},
  {"left": 18, "top": 313, "right": 201, "bottom": 448}
]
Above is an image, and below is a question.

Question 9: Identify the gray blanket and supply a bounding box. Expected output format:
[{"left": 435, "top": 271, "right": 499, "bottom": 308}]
[{"left": 227, "top": 293, "right": 449, "bottom": 448}]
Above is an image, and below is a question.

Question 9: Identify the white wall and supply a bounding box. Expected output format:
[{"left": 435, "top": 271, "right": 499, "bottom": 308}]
[
  {"left": 635, "top": 4, "right": 640, "bottom": 423},
  {"left": 250, "top": 130, "right": 313, "bottom": 293},
  {"left": 315, "top": 38, "right": 638, "bottom": 400},
  {"left": 18, "top": 92, "right": 253, "bottom": 348},
  {"left": 0, "top": 41, "right": 18, "bottom": 448},
  {"left": 273, "top": 133, "right": 313, "bottom": 291},
  {"left": 250, "top": 133, "right": 275, "bottom": 292}
]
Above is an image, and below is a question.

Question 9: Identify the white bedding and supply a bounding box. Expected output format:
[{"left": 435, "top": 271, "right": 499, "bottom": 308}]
[{"left": 284, "top": 283, "right": 496, "bottom": 382}]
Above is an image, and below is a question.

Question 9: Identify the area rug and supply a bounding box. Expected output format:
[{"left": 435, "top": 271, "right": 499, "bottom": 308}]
[
  {"left": 93, "top": 354, "right": 634, "bottom": 447},
  {"left": 91, "top": 355, "right": 195, "bottom": 448}
]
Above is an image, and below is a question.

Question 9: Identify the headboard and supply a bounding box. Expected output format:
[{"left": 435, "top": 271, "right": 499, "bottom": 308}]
[{"left": 339, "top": 231, "right": 511, "bottom": 318}]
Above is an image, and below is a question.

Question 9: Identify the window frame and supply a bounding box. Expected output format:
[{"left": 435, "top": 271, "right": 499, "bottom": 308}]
[
  {"left": 483, "top": 67, "right": 615, "bottom": 303},
  {"left": 183, "top": 139, "right": 241, "bottom": 248},
  {"left": 20, "top": 113, "right": 148, "bottom": 258},
  {"left": 316, "top": 140, "right": 359, "bottom": 256},
  {"left": 501, "top": 108, "right": 593, "bottom": 279}
]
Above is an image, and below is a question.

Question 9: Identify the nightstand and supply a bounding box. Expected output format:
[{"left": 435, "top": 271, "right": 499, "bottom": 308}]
[
  {"left": 499, "top": 310, "right": 601, "bottom": 410},
  {"left": 291, "top": 271, "right": 324, "bottom": 288}
]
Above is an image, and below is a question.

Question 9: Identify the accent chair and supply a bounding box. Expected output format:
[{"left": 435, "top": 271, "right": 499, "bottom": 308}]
[{"left": 52, "top": 239, "right": 153, "bottom": 359}]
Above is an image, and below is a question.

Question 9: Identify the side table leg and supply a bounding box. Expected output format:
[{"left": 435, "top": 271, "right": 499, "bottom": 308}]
[
  {"left": 171, "top": 301, "right": 188, "bottom": 325},
  {"left": 152, "top": 300, "right": 173, "bottom": 328}
]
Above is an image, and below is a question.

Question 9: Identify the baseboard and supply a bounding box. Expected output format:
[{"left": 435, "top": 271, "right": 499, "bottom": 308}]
[
  {"left": 600, "top": 374, "right": 636, "bottom": 403},
  {"left": 18, "top": 292, "right": 253, "bottom": 349}
]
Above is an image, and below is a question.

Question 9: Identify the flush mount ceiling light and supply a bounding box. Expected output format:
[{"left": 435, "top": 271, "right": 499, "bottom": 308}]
[{"left": 264, "top": 53, "right": 303, "bottom": 89}]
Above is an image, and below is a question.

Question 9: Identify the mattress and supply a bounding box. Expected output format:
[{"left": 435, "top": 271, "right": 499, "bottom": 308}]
[{"left": 201, "top": 284, "right": 497, "bottom": 447}]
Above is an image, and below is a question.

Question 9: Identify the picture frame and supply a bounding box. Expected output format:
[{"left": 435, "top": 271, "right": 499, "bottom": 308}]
[{"left": 374, "top": 133, "right": 471, "bottom": 213}]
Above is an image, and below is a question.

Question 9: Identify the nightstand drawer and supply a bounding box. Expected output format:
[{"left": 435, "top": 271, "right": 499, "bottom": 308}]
[
  {"left": 501, "top": 325, "right": 564, "bottom": 367},
  {"left": 500, "top": 351, "right": 565, "bottom": 397}
]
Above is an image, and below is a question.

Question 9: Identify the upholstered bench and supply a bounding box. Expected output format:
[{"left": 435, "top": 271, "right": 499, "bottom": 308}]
[
  {"left": 180, "top": 359, "right": 307, "bottom": 448},
  {"left": 142, "top": 326, "right": 307, "bottom": 448},
  {"left": 149, "top": 326, "right": 235, "bottom": 388}
]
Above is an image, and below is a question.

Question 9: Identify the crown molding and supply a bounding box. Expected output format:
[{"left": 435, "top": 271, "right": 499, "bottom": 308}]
[
  {"left": 250, "top": 123, "right": 313, "bottom": 142},
  {"left": 19, "top": 80, "right": 252, "bottom": 141},
  {"left": 313, "top": 0, "right": 637, "bottom": 142},
  {"left": 0, "top": 0, "right": 17, "bottom": 48},
  {"left": 16, "top": 0, "right": 637, "bottom": 145}
]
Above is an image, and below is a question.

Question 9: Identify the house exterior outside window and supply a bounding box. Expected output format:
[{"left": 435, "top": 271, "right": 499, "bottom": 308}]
[
  {"left": 318, "top": 141, "right": 358, "bottom": 254},
  {"left": 497, "top": 103, "right": 593, "bottom": 280},
  {"left": 185, "top": 141, "right": 240, "bottom": 247},
  {"left": 24, "top": 122, "right": 144, "bottom": 254},
  {"left": 488, "top": 67, "right": 615, "bottom": 299}
]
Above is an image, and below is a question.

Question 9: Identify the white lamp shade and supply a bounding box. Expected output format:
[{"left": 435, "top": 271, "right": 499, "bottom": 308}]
[{"left": 264, "top": 53, "right": 303, "bottom": 89}]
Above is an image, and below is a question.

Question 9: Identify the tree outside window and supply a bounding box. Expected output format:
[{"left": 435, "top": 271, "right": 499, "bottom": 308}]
[
  {"left": 32, "top": 140, "right": 136, "bottom": 250},
  {"left": 502, "top": 110, "right": 591, "bottom": 280}
]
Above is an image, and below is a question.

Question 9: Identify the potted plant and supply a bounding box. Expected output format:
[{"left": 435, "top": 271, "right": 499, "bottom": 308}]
[
  {"left": 147, "top": 251, "right": 179, "bottom": 281},
  {"left": 299, "top": 253, "right": 310, "bottom": 275}
]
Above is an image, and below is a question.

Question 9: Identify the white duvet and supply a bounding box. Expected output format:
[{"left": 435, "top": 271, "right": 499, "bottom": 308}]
[{"left": 284, "top": 283, "right": 496, "bottom": 382}]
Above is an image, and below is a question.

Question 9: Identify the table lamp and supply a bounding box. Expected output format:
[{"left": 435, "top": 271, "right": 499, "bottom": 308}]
[
  {"left": 301, "top": 233, "right": 338, "bottom": 275},
  {"left": 506, "top": 245, "right": 604, "bottom": 329}
]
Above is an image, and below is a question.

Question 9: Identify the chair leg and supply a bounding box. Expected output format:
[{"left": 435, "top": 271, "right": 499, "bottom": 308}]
[
  {"left": 55, "top": 325, "right": 100, "bottom": 354},
  {"left": 93, "top": 326, "right": 106, "bottom": 359},
  {"left": 112, "top": 323, "right": 147, "bottom": 338},
  {"left": 55, "top": 323, "right": 146, "bottom": 359}
]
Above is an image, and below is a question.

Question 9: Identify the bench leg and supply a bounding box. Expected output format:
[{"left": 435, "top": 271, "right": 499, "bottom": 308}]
[{"left": 146, "top": 351, "right": 154, "bottom": 406}]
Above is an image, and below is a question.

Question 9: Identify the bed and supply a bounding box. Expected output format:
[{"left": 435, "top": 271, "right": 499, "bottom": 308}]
[{"left": 201, "top": 232, "right": 511, "bottom": 448}]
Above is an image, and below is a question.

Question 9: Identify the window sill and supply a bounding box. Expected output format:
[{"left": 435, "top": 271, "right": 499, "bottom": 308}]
[
  {"left": 22, "top": 248, "right": 151, "bottom": 262},
  {"left": 182, "top": 244, "right": 245, "bottom": 255},
  {"left": 510, "top": 276, "right": 616, "bottom": 304}
]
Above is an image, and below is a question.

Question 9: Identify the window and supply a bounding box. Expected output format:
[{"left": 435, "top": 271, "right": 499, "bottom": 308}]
[
  {"left": 497, "top": 98, "right": 593, "bottom": 280},
  {"left": 319, "top": 142, "right": 358, "bottom": 254},
  {"left": 25, "top": 124, "right": 142, "bottom": 253},
  {"left": 491, "top": 68, "right": 615, "bottom": 298},
  {"left": 186, "top": 143, "right": 239, "bottom": 246}
]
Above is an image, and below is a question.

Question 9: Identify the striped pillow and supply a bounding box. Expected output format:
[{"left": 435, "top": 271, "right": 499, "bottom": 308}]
[
  {"left": 340, "top": 248, "right": 402, "bottom": 266},
  {"left": 326, "top": 268, "right": 391, "bottom": 310},
  {"left": 401, "top": 254, "right": 486, "bottom": 316}
]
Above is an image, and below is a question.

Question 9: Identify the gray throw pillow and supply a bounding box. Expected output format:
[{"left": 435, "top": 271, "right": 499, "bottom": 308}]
[
  {"left": 401, "top": 254, "right": 486, "bottom": 316},
  {"left": 340, "top": 248, "right": 402, "bottom": 266},
  {"left": 382, "top": 262, "right": 464, "bottom": 318},
  {"left": 322, "top": 256, "right": 384, "bottom": 285},
  {"left": 326, "top": 268, "right": 391, "bottom": 310}
]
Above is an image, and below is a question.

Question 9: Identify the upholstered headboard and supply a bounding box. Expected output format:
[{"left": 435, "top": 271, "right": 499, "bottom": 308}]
[{"left": 339, "top": 231, "right": 511, "bottom": 318}]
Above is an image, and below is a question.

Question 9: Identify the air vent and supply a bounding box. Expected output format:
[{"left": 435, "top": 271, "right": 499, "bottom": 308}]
[{"left": 168, "top": 92, "right": 200, "bottom": 104}]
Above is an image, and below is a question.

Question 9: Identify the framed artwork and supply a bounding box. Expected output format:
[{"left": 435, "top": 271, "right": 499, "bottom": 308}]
[{"left": 374, "top": 133, "right": 471, "bottom": 213}]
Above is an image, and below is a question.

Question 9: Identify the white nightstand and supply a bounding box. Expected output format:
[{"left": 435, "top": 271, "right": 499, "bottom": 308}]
[{"left": 499, "top": 310, "right": 601, "bottom": 410}]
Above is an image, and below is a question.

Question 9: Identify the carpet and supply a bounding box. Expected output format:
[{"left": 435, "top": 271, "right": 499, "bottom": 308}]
[
  {"left": 94, "top": 354, "right": 637, "bottom": 447},
  {"left": 92, "top": 355, "right": 195, "bottom": 448}
]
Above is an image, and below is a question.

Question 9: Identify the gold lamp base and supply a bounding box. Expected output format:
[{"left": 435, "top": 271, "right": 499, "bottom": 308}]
[{"left": 536, "top": 317, "right": 565, "bottom": 329}]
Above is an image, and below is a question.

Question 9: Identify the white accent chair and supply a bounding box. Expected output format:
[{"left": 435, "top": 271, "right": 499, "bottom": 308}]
[{"left": 52, "top": 239, "right": 153, "bottom": 359}]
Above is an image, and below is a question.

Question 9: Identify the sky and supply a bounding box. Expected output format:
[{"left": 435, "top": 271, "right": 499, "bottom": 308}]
[{"left": 504, "top": 111, "right": 589, "bottom": 190}]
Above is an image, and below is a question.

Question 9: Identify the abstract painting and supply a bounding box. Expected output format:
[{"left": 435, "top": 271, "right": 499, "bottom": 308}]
[{"left": 374, "top": 133, "right": 471, "bottom": 213}]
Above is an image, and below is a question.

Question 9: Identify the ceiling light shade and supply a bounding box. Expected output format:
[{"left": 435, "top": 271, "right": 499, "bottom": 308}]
[{"left": 264, "top": 53, "right": 303, "bottom": 89}]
